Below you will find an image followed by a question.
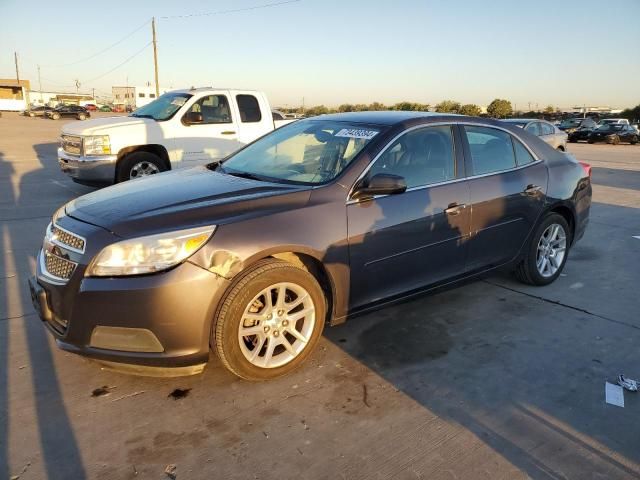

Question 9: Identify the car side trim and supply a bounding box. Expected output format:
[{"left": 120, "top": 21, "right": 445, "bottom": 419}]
[{"left": 347, "top": 121, "right": 542, "bottom": 205}]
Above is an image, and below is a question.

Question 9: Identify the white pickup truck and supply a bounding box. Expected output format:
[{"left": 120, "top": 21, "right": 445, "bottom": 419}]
[{"left": 58, "top": 87, "right": 295, "bottom": 184}]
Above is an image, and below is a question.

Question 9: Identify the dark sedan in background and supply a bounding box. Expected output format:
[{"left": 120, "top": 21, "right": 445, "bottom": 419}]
[
  {"left": 29, "top": 112, "right": 591, "bottom": 380},
  {"left": 558, "top": 117, "right": 597, "bottom": 135},
  {"left": 46, "top": 105, "right": 90, "bottom": 120},
  {"left": 588, "top": 124, "right": 638, "bottom": 144}
]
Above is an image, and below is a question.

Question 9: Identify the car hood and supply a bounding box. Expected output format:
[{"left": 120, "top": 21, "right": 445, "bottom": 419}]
[
  {"left": 66, "top": 167, "right": 312, "bottom": 237},
  {"left": 60, "top": 115, "right": 156, "bottom": 136}
]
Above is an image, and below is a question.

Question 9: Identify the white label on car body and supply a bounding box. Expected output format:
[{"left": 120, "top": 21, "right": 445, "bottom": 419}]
[{"left": 335, "top": 128, "right": 378, "bottom": 140}]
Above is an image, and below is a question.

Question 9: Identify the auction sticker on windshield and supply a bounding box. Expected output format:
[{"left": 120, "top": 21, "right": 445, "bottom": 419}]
[{"left": 335, "top": 128, "right": 379, "bottom": 140}]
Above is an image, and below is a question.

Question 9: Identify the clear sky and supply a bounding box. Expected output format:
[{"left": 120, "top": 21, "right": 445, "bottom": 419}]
[{"left": 1, "top": 0, "right": 639, "bottom": 109}]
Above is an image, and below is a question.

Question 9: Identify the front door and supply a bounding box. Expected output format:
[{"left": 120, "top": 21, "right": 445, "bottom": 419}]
[
  {"left": 461, "top": 125, "right": 548, "bottom": 272},
  {"left": 347, "top": 125, "right": 470, "bottom": 309},
  {"left": 175, "top": 93, "right": 242, "bottom": 167}
]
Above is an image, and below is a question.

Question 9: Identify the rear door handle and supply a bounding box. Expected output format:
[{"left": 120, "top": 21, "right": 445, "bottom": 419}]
[
  {"left": 445, "top": 203, "right": 467, "bottom": 216},
  {"left": 524, "top": 184, "right": 542, "bottom": 195},
  {"left": 221, "top": 131, "right": 236, "bottom": 135}
]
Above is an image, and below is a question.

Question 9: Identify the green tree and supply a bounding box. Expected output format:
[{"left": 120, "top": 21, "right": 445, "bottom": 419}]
[
  {"left": 543, "top": 105, "right": 555, "bottom": 114},
  {"left": 458, "top": 104, "right": 482, "bottom": 116},
  {"left": 306, "top": 105, "right": 329, "bottom": 116},
  {"left": 368, "top": 102, "right": 387, "bottom": 111},
  {"left": 620, "top": 104, "right": 640, "bottom": 121},
  {"left": 486, "top": 99, "right": 513, "bottom": 118},
  {"left": 435, "top": 100, "right": 461, "bottom": 114},
  {"left": 338, "top": 104, "right": 355, "bottom": 112}
]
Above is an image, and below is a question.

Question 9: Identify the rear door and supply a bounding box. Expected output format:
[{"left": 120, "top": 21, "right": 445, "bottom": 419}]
[
  {"left": 461, "top": 125, "right": 547, "bottom": 272},
  {"left": 176, "top": 92, "right": 243, "bottom": 166},
  {"left": 347, "top": 124, "right": 470, "bottom": 309},
  {"left": 231, "top": 92, "right": 274, "bottom": 145}
]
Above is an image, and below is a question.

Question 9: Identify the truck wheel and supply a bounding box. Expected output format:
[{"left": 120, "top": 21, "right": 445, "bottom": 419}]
[
  {"left": 213, "top": 259, "right": 326, "bottom": 381},
  {"left": 515, "top": 213, "right": 571, "bottom": 286},
  {"left": 116, "top": 151, "right": 166, "bottom": 182}
]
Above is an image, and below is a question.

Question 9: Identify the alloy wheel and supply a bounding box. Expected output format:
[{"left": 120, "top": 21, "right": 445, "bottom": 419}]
[
  {"left": 238, "top": 282, "right": 315, "bottom": 368},
  {"left": 536, "top": 223, "right": 567, "bottom": 278},
  {"left": 129, "top": 161, "right": 160, "bottom": 179}
]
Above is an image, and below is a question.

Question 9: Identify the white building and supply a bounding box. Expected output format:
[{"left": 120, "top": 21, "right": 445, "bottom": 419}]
[{"left": 112, "top": 85, "right": 170, "bottom": 109}]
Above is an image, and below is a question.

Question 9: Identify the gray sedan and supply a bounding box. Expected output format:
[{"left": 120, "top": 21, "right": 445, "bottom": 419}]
[{"left": 502, "top": 119, "right": 568, "bottom": 151}]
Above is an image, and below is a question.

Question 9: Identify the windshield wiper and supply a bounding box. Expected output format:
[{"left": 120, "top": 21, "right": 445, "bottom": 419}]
[
  {"left": 130, "top": 113, "right": 154, "bottom": 119},
  {"left": 223, "top": 169, "right": 265, "bottom": 182}
]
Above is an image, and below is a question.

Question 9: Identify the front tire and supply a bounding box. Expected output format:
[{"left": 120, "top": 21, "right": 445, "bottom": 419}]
[
  {"left": 116, "top": 151, "right": 165, "bottom": 182},
  {"left": 213, "top": 259, "right": 326, "bottom": 381},
  {"left": 610, "top": 135, "right": 620, "bottom": 145},
  {"left": 51, "top": 113, "right": 60, "bottom": 120},
  {"left": 515, "top": 213, "right": 570, "bottom": 286},
  {"left": 77, "top": 113, "right": 87, "bottom": 120}
]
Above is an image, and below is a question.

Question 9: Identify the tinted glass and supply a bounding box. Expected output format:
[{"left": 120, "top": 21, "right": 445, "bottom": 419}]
[
  {"left": 369, "top": 126, "right": 455, "bottom": 188},
  {"left": 525, "top": 122, "right": 541, "bottom": 136},
  {"left": 540, "top": 123, "right": 555, "bottom": 135},
  {"left": 223, "top": 120, "right": 380, "bottom": 185},
  {"left": 464, "top": 126, "right": 516, "bottom": 175},
  {"left": 513, "top": 138, "right": 535, "bottom": 165},
  {"left": 237, "top": 94, "right": 262, "bottom": 123},
  {"left": 187, "top": 95, "right": 232, "bottom": 124},
  {"left": 130, "top": 92, "right": 192, "bottom": 121},
  {"left": 272, "top": 111, "right": 284, "bottom": 121}
]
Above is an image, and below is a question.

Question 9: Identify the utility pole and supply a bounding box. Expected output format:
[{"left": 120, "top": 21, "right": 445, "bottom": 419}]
[
  {"left": 37, "top": 64, "right": 43, "bottom": 103},
  {"left": 14, "top": 51, "right": 20, "bottom": 83},
  {"left": 92, "top": 87, "right": 95, "bottom": 101},
  {"left": 152, "top": 17, "right": 160, "bottom": 98}
]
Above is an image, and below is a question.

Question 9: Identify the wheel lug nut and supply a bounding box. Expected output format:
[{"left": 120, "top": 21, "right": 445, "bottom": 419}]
[
  {"left": 282, "top": 320, "right": 289, "bottom": 327},
  {"left": 278, "top": 310, "right": 284, "bottom": 316},
  {"left": 267, "top": 313, "right": 272, "bottom": 319},
  {"left": 264, "top": 326, "right": 270, "bottom": 333},
  {"left": 274, "top": 330, "right": 280, "bottom": 337}
]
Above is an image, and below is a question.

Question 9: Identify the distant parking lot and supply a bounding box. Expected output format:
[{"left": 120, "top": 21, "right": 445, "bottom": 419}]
[{"left": 1, "top": 112, "right": 639, "bottom": 479}]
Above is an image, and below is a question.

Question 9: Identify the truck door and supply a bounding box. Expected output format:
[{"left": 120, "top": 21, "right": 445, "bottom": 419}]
[
  {"left": 177, "top": 93, "right": 242, "bottom": 167},
  {"left": 232, "top": 92, "right": 275, "bottom": 145}
]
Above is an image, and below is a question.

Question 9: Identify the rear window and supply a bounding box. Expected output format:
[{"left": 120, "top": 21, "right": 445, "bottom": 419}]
[
  {"left": 464, "top": 126, "right": 517, "bottom": 175},
  {"left": 237, "top": 94, "right": 262, "bottom": 123}
]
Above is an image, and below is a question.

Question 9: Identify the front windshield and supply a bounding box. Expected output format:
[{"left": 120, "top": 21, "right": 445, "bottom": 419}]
[
  {"left": 130, "top": 92, "right": 192, "bottom": 121},
  {"left": 221, "top": 120, "right": 382, "bottom": 185}
]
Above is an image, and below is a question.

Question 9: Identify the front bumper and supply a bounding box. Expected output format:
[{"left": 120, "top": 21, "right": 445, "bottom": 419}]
[
  {"left": 29, "top": 241, "right": 230, "bottom": 370},
  {"left": 58, "top": 147, "right": 118, "bottom": 183}
]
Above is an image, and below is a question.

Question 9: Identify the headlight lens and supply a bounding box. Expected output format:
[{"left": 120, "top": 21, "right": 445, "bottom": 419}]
[
  {"left": 84, "top": 135, "right": 111, "bottom": 155},
  {"left": 86, "top": 226, "right": 215, "bottom": 277}
]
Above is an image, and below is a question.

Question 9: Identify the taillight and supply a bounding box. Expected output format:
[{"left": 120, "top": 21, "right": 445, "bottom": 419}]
[{"left": 579, "top": 161, "right": 591, "bottom": 178}]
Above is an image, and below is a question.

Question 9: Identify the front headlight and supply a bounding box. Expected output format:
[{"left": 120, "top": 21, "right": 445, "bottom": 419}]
[
  {"left": 84, "top": 135, "right": 111, "bottom": 155},
  {"left": 86, "top": 226, "right": 215, "bottom": 277}
]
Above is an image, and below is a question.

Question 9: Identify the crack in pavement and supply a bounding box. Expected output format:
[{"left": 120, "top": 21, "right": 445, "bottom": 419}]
[
  {"left": 483, "top": 279, "right": 640, "bottom": 332},
  {"left": 0, "top": 312, "right": 37, "bottom": 322}
]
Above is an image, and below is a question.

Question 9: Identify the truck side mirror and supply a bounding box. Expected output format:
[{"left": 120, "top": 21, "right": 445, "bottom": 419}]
[{"left": 183, "top": 112, "right": 203, "bottom": 125}]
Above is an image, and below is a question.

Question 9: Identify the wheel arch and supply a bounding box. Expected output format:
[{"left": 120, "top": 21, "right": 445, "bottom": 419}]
[
  {"left": 545, "top": 202, "right": 576, "bottom": 245},
  {"left": 115, "top": 144, "right": 171, "bottom": 180}
]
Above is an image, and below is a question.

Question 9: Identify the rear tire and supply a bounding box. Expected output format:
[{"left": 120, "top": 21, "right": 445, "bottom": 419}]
[
  {"left": 515, "top": 213, "right": 571, "bottom": 286},
  {"left": 631, "top": 136, "right": 638, "bottom": 145},
  {"left": 78, "top": 113, "right": 87, "bottom": 120},
  {"left": 51, "top": 113, "right": 60, "bottom": 120},
  {"left": 116, "top": 151, "right": 166, "bottom": 182},
  {"left": 213, "top": 259, "right": 326, "bottom": 381},
  {"left": 610, "top": 135, "right": 620, "bottom": 145}
]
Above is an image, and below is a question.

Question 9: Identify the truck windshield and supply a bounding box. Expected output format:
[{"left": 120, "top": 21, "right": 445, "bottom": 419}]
[
  {"left": 221, "top": 120, "right": 382, "bottom": 185},
  {"left": 129, "top": 92, "right": 192, "bottom": 121}
]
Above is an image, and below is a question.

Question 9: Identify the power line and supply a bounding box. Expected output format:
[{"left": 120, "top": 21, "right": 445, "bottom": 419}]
[
  {"left": 40, "top": 19, "right": 151, "bottom": 68},
  {"left": 81, "top": 42, "right": 152, "bottom": 85},
  {"left": 159, "top": 0, "right": 300, "bottom": 19}
]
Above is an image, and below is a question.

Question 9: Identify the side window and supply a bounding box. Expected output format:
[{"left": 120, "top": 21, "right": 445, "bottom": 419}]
[
  {"left": 237, "top": 94, "right": 262, "bottom": 123},
  {"left": 188, "top": 95, "right": 232, "bottom": 124},
  {"left": 138, "top": 93, "right": 145, "bottom": 98},
  {"left": 368, "top": 126, "right": 455, "bottom": 189},
  {"left": 513, "top": 138, "right": 535, "bottom": 166},
  {"left": 540, "top": 123, "right": 554, "bottom": 135},
  {"left": 464, "top": 126, "right": 516, "bottom": 175},
  {"left": 525, "top": 122, "right": 541, "bottom": 136},
  {"left": 272, "top": 111, "right": 284, "bottom": 121}
]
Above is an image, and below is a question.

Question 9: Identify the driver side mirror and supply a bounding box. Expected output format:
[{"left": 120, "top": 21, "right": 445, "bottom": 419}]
[
  {"left": 183, "top": 111, "right": 203, "bottom": 125},
  {"left": 352, "top": 173, "right": 407, "bottom": 200}
]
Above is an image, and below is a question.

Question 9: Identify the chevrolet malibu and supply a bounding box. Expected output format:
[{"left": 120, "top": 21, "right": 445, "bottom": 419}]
[{"left": 29, "top": 112, "right": 592, "bottom": 380}]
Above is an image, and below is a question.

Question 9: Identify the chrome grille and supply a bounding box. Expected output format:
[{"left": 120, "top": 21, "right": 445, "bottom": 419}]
[
  {"left": 44, "top": 252, "right": 76, "bottom": 280},
  {"left": 61, "top": 135, "right": 82, "bottom": 155},
  {"left": 52, "top": 225, "right": 85, "bottom": 253}
]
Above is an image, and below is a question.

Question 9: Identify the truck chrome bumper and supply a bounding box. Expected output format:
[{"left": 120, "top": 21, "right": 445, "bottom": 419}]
[{"left": 58, "top": 148, "right": 117, "bottom": 183}]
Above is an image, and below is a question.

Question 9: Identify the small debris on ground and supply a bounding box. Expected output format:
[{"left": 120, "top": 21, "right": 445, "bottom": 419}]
[
  {"left": 338, "top": 338, "right": 347, "bottom": 343},
  {"left": 362, "top": 384, "right": 371, "bottom": 408},
  {"left": 618, "top": 374, "right": 638, "bottom": 392},
  {"left": 168, "top": 388, "right": 192, "bottom": 400},
  {"left": 605, "top": 382, "right": 624, "bottom": 407},
  {"left": 18, "top": 365, "right": 25, "bottom": 370},
  {"left": 164, "top": 464, "right": 177, "bottom": 479},
  {"left": 262, "top": 431, "right": 269, "bottom": 438},
  {"left": 110, "top": 391, "right": 145, "bottom": 403},
  {"left": 91, "top": 386, "right": 115, "bottom": 397}
]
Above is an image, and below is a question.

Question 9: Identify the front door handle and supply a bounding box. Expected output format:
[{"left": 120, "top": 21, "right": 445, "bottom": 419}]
[
  {"left": 524, "top": 184, "right": 542, "bottom": 196},
  {"left": 445, "top": 203, "right": 467, "bottom": 216},
  {"left": 221, "top": 130, "right": 237, "bottom": 135}
]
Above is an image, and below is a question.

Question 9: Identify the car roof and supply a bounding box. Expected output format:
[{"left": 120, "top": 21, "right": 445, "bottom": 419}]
[{"left": 313, "top": 111, "right": 461, "bottom": 126}]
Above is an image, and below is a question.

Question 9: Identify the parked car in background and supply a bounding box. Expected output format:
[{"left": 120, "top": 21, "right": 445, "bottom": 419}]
[
  {"left": 598, "top": 118, "right": 629, "bottom": 126},
  {"left": 502, "top": 118, "right": 568, "bottom": 151},
  {"left": 588, "top": 124, "right": 638, "bottom": 145},
  {"left": 30, "top": 112, "right": 592, "bottom": 379},
  {"left": 83, "top": 103, "right": 98, "bottom": 111},
  {"left": 23, "top": 105, "right": 55, "bottom": 117},
  {"left": 46, "top": 105, "right": 90, "bottom": 121},
  {"left": 58, "top": 87, "right": 303, "bottom": 185},
  {"left": 558, "top": 117, "right": 597, "bottom": 135},
  {"left": 99, "top": 105, "right": 113, "bottom": 112},
  {"left": 568, "top": 126, "right": 595, "bottom": 143}
]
